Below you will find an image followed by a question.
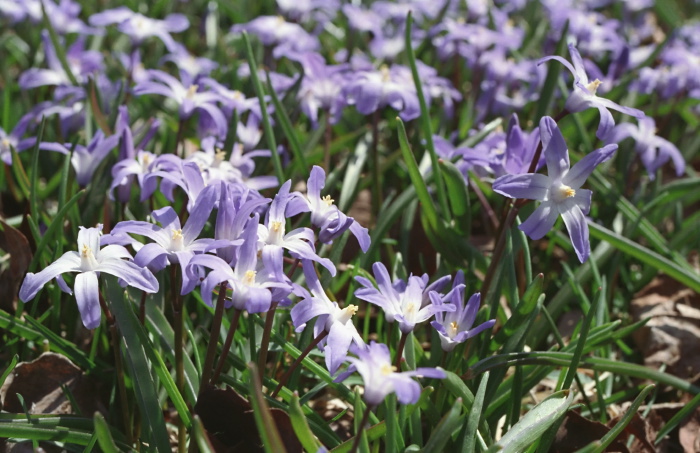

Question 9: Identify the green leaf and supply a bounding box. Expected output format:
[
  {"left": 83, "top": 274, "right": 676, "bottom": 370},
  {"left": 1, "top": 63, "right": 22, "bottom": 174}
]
[
  {"left": 422, "top": 397, "right": 462, "bottom": 453},
  {"left": 289, "top": 392, "right": 322, "bottom": 453},
  {"left": 93, "top": 413, "right": 122, "bottom": 453},
  {"left": 561, "top": 287, "right": 603, "bottom": 390},
  {"left": 588, "top": 222, "right": 700, "bottom": 293},
  {"left": 438, "top": 159, "right": 471, "bottom": 236},
  {"left": 192, "top": 415, "right": 216, "bottom": 453},
  {"left": 461, "top": 372, "right": 489, "bottom": 453},
  {"left": 248, "top": 363, "right": 288, "bottom": 453},
  {"left": 396, "top": 118, "right": 439, "bottom": 229},
  {"left": 534, "top": 20, "right": 569, "bottom": 120},
  {"left": 489, "top": 274, "right": 544, "bottom": 353},
  {"left": 404, "top": 11, "right": 450, "bottom": 222},
  {"left": 266, "top": 72, "right": 309, "bottom": 178},
  {"left": 488, "top": 390, "right": 573, "bottom": 453},
  {"left": 104, "top": 278, "right": 172, "bottom": 453},
  {"left": 0, "top": 354, "right": 18, "bottom": 389},
  {"left": 241, "top": 32, "right": 284, "bottom": 185},
  {"left": 28, "top": 189, "right": 85, "bottom": 273}
]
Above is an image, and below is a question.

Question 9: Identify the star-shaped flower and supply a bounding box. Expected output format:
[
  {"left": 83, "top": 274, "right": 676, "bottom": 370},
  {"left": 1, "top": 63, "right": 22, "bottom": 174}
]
[{"left": 492, "top": 116, "right": 617, "bottom": 262}]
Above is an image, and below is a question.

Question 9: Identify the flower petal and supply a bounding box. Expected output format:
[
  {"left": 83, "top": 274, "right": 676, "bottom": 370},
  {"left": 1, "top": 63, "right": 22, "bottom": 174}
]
[
  {"left": 564, "top": 144, "right": 617, "bottom": 189},
  {"left": 519, "top": 201, "right": 558, "bottom": 240},
  {"left": 74, "top": 271, "right": 102, "bottom": 329},
  {"left": 540, "top": 117, "right": 570, "bottom": 181},
  {"left": 19, "top": 252, "right": 81, "bottom": 302},
  {"left": 492, "top": 173, "right": 550, "bottom": 200},
  {"left": 560, "top": 203, "right": 590, "bottom": 263}
]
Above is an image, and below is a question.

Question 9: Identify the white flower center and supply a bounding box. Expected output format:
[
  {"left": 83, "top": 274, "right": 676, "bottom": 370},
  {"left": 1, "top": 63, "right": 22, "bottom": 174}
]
[
  {"left": 80, "top": 244, "right": 99, "bottom": 270},
  {"left": 553, "top": 184, "right": 576, "bottom": 202},
  {"left": 380, "top": 65, "right": 391, "bottom": 83},
  {"left": 171, "top": 229, "right": 184, "bottom": 251},
  {"left": 186, "top": 84, "right": 199, "bottom": 100},
  {"left": 448, "top": 321, "right": 459, "bottom": 338}
]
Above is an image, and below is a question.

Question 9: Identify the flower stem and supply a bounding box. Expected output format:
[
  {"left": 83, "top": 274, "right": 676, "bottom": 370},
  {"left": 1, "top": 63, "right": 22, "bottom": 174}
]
[
  {"left": 349, "top": 405, "right": 373, "bottom": 453},
  {"left": 271, "top": 330, "right": 328, "bottom": 398},
  {"left": 324, "top": 110, "right": 332, "bottom": 172},
  {"left": 170, "top": 267, "right": 186, "bottom": 453},
  {"left": 210, "top": 308, "right": 242, "bottom": 386},
  {"left": 99, "top": 291, "right": 133, "bottom": 445},
  {"left": 371, "top": 110, "right": 381, "bottom": 222},
  {"left": 394, "top": 331, "right": 408, "bottom": 371},
  {"left": 257, "top": 302, "right": 279, "bottom": 386},
  {"left": 200, "top": 281, "right": 228, "bottom": 390}
]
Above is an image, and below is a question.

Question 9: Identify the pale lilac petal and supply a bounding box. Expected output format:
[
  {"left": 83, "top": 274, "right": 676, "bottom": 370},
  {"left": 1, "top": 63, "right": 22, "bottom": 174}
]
[
  {"left": 519, "top": 201, "right": 558, "bottom": 240},
  {"left": 182, "top": 185, "right": 217, "bottom": 244},
  {"left": 564, "top": 145, "right": 617, "bottom": 189},
  {"left": 596, "top": 105, "right": 616, "bottom": 140},
  {"left": 595, "top": 97, "right": 645, "bottom": 118},
  {"left": 560, "top": 203, "right": 590, "bottom": 263},
  {"left": 325, "top": 321, "right": 354, "bottom": 374},
  {"left": 537, "top": 55, "right": 577, "bottom": 80},
  {"left": 540, "top": 116, "right": 570, "bottom": 180},
  {"left": 74, "top": 271, "right": 102, "bottom": 329},
  {"left": 133, "top": 242, "right": 169, "bottom": 270},
  {"left": 391, "top": 375, "right": 421, "bottom": 405},
  {"left": 18, "top": 252, "right": 81, "bottom": 301},
  {"left": 492, "top": 173, "right": 550, "bottom": 200},
  {"left": 96, "top": 259, "right": 159, "bottom": 293},
  {"left": 573, "top": 189, "right": 592, "bottom": 215},
  {"left": 349, "top": 221, "right": 371, "bottom": 252}
]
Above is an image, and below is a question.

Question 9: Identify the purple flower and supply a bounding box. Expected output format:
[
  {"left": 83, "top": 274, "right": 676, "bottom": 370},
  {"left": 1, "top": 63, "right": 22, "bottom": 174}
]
[
  {"left": 429, "top": 274, "right": 495, "bottom": 352},
  {"left": 259, "top": 180, "right": 336, "bottom": 280},
  {"left": 19, "top": 32, "right": 103, "bottom": 89},
  {"left": 492, "top": 117, "right": 617, "bottom": 262},
  {"left": 538, "top": 43, "right": 645, "bottom": 139},
  {"left": 19, "top": 225, "right": 158, "bottom": 329},
  {"left": 293, "top": 52, "right": 348, "bottom": 127},
  {"left": 291, "top": 260, "right": 365, "bottom": 374},
  {"left": 334, "top": 342, "right": 445, "bottom": 406},
  {"left": 40, "top": 130, "right": 120, "bottom": 187},
  {"left": 89, "top": 7, "right": 188, "bottom": 51},
  {"left": 186, "top": 213, "right": 291, "bottom": 312},
  {"left": 0, "top": 114, "right": 36, "bottom": 165},
  {"left": 292, "top": 166, "right": 370, "bottom": 252},
  {"left": 606, "top": 117, "right": 685, "bottom": 180},
  {"left": 354, "top": 262, "right": 453, "bottom": 334},
  {"left": 134, "top": 70, "right": 228, "bottom": 138},
  {"left": 111, "top": 185, "right": 218, "bottom": 293},
  {"left": 344, "top": 65, "right": 420, "bottom": 121},
  {"left": 231, "top": 16, "right": 319, "bottom": 59}
]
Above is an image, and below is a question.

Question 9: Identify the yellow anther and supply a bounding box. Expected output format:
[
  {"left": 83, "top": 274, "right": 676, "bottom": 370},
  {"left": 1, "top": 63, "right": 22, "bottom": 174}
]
[
  {"left": 380, "top": 64, "right": 391, "bottom": 82},
  {"left": 244, "top": 270, "right": 256, "bottom": 285},
  {"left": 81, "top": 244, "right": 91, "bottom": 258},
  {"left": 186, "top": 84, "right": 199, "bottom": 99},
  {"left": 381, "top": 364, "right": 398, "bottom": 375},
  {"left": 585, "top": 79, "right": 602, "bottom": 95},
  {"left": 561, "top": 186, "right": 576, "bottom": 198},
  {"left": 271, "top": 221, "right": 283, "bottom": 232},
  {"left": 449, "top": 321, "right": 459, "bottom": 334},
  {"left": 322, "top": 195, "right": 334, "bottom": 207},
  {"left": 172, "top": 229, "right": 183, "bottom": 240},
  {"left": 215, "top": 148, "right": 227, "bottom": 162}
]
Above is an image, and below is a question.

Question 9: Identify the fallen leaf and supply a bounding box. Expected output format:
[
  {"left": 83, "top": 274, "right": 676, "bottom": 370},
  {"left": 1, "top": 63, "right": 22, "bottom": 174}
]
[
  {"left": 0, "top": 220, "right": 32, "bottom": 312},
  {"left": 0, "top": 352, "right": 104, "bottom": 416},
  {"left": 195, "top": 385, "right": 302, "bottom": 453}
]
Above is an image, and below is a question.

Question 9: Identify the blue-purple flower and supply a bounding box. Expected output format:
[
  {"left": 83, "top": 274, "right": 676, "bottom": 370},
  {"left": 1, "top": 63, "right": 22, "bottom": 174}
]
[
  {"left": 19, "top": 225, "right": 158, "bottom": 329},
  {"left": 606, "top": 117, "right": 685, "bottom": 180},
  {"left": 354, "top": 262, "right": 453, "bottom": 334},
  {"left": 539, "top": 43, "right": 645, "bottom": 139},
  {"left": 291, "top": 261, "right": 365, "bottom": 374},
  {"left": 492, "top": 117, "right": 617, "bottom": 262},
  {"left": 429, "top": 274, "right": 495, "bottom": 352},
  {"left": 334, "top": 342, "right": 445, "bottom": 406}
]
